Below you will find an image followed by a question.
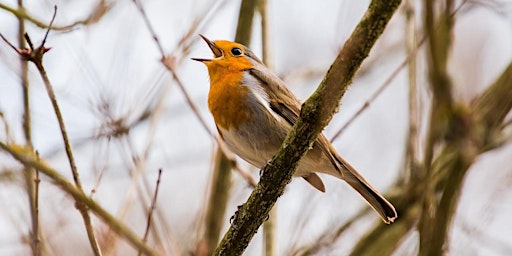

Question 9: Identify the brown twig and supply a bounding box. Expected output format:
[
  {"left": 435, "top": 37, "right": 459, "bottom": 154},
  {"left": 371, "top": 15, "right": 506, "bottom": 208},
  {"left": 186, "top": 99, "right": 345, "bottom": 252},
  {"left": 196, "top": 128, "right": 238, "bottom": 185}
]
[
  {"left": 32, "top": 152, "right": 41, "bottom": 255},
  {"left": 0, "top": 141, "right": 156, "bottom": 255},
  {"left": 199, "top": 149, "right": 234, "bottom": 256},
  {"left": 0, "top": 1, "right": 112, "bottom": 32},
  {"left": 0, "top": 113, "right": 10, "bottom": 140},
  {"left": 235, "top": 0, "right": 258, "bottom": 45},
  {"left": 258, "top": 1, "right": 277, "bottom": 255},
  {"left": 101, "top": 133, "right": 160, "bottom": 253},
  {"left": 16, "top": 0, "right": 40, "bottom": 254},
  {"left": 329, "top": 55, "right": 409, "bottom": 142},
  {"left": 293, "top": 208, "right": 367, "bottom": 256},
  {"left": 418, "top": 1, "right": 456, "bottom": 255},
  {"left": 403, "top": 0, "right": 420, "bottom": 182},
  {"left": 133, "top": 0, "right": 212, "bottom": 141},
  {"left": 138, "top": 169, "right": 163, "bottom": 256},
  {"left": 17, "top": 0, "right": 31, "bottom": 147},
  {"left": 133, "top": 0, "right": 165, "bottom": 56},
  {"left": 329, "top": 29, "right": 428, "bottom": 143},
  {"left": 133, "top": 0, "right": 256, "bottom": 188},
  {"left": 1, "top": 6, "right": 102, "bottom": 255},
  {"left": 330, "top": 0, "right": 469, "bottom": 144},
  {"left": 168, "top": 1, "right": 227, "bottom": 65}
]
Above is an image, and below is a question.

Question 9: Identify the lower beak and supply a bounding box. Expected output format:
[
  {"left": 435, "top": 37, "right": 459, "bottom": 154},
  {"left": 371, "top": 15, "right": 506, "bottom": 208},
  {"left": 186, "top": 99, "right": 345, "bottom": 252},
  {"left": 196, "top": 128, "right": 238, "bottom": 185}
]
[{"left": 191, "top": 34, "right": 223, "bottom": 62}]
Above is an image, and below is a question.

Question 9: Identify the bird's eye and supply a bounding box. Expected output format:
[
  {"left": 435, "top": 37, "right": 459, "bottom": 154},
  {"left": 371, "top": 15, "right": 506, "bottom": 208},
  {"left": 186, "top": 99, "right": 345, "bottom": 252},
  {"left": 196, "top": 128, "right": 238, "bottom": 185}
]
[{"left": 231, "top": 47, "right": 243, "bottom": 56}]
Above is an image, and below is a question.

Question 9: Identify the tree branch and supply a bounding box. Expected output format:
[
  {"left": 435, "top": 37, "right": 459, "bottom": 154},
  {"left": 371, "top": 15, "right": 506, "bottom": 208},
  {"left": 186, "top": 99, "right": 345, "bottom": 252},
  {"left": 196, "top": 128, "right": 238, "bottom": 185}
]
[
  {"left": 351, "top": 61, "right": 512, "bottom": 256},
  {"left": 0, "top": 142, "right": 156, "bottom": 256},
  {"left": 0, "top": 1, "right": 112, "bottom": 32},
  {"left": 15, "top": 0, "right": 41, "bottom": 254},
  {"left": 474, "top": 63, "right": 512, "bottom": 132},
  {"left": 200, "top": 149, "right": 234, "bottom": 255},
  {"left": 234, "top": 0, "right": 258, "bottom": 45}
]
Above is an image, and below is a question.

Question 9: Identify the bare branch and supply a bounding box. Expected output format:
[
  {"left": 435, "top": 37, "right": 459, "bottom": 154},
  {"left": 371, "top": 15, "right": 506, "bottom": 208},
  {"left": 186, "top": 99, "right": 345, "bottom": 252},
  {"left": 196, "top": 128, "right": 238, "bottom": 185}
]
[
  {"left": 16, "top": 0, "right": 40, "bottom": 254},
  {"left": 0, "top": 142, "right": 156, "bottom": 256},
  {"left": 258, "top": 1, "right": 277, "bottom": 255},
  {"left": 138, "top": 169, "right": 163, "bottom": 256},
  {"left": 0, "top": 33, "right": 23, "bottom": 54},
  {"left": 199, "top": 149, "right": 234, "bottom": 256},
  {"left": 1, "top": 7, "right": 102, "bottom": 255},
  {"left": 0, "top": 1, "right": 112, "bottom": 32},
  {"left": 133, "top": 0, "right": 255, "bottom": 187},
  {"left": 235, "top": 0, "right": 258, "bottom": 45}
]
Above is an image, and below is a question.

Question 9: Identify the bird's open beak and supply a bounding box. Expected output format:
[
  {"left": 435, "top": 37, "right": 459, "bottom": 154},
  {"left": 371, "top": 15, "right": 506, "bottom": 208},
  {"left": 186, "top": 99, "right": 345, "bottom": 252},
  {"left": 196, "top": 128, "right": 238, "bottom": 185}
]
[{"left": 191, "top": 34, "right": 223, "bottom": 62}]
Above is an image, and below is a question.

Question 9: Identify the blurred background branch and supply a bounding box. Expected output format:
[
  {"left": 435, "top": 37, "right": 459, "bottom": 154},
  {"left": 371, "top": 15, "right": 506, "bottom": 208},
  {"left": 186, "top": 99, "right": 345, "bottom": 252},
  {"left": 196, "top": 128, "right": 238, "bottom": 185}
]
[{"left": 0, "top": 0, "right": 112, "bottom": 31}]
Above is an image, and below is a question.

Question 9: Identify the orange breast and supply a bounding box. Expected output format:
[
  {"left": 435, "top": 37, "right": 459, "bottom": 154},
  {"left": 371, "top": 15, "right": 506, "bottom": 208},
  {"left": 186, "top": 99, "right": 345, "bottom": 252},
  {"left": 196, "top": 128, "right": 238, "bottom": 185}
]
[{"left": 207, "top": 70, "right": 251, "bottom": 130}]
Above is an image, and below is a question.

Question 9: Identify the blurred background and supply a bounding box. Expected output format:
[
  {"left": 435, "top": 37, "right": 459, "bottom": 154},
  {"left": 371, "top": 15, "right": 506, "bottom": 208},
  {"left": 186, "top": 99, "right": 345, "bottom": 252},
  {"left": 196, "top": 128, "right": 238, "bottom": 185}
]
[{"left": 1, "top": 0, "right": 512, "bottom": 255}]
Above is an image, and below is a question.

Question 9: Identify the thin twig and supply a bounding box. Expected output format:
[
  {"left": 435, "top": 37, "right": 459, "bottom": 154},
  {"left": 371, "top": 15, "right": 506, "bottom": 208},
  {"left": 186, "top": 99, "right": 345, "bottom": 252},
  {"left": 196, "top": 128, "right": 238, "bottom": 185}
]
[
  {"left": 330, "top": 33, "right": 426, "bottom": 142},
  {"left": 330, "top": 56, "right": 408, "bottom": 142},
  {"left": 0, "top": 33, "right": 23, "bottom": 54},
  {"left": 16, "top": 0, "right": 40, "bottom": 254},
  {"left": 0, "top": 1, "right": 112, "bottom": 32},
  {"left": 0, "top": 113, "right": 10, "bottom": 140},
  {"left": 2, "top": 6, "right": 102, "bottom": 255},
  {"left": 133, "top": 0, "right": 165, "bottom": 56},
  {"left": 0, "top": 141, "right": 156, "bottom": 255},
  {"left": 99, "top": 136, "right": 160, "bottom": 255},
  {"left": 138, "top": 169, "right": 163, "bottom": 256},
  {"left": 133, "top": 0, "right": 256, "bottom": 187},
  {"left": 133, "top": 0, "right": 215, "bottom": 140},
  {"left": 258, "top": 0, "right": 277, "bottom": 255},
  {"left": 200, "top": 148, "right": 233, "bottom": 255},
  {"left": 403, "top": 0, "right": 419, "bottom": 181},
  {"left": 330, "top": 0, "right": 469, "bottom": 143},
  {"left": 259, "top": 0, "right": 272, "bottom": 69},
  {"left": 134, "top": 0, "right": 210, "bottom": 135},
  {"left": 294, "top": 209, "right": 366, "bottom": 256},
  {"left": 108, "top": 72, "right": 173, "bottom": 254},
  {"left": 172, "top": 40, "right": 255, "bottom": 186},
  {"left": 33, "top": 151, "right": 41, "bottom": 255},
  {"left": 169, "top": 1, "right": 227, "bottom": 65}
]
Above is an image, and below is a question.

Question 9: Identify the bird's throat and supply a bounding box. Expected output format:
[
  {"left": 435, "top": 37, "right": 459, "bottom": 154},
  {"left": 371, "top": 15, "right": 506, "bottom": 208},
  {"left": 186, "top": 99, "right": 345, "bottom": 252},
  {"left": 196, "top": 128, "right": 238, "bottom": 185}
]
[{"left": 207, "top": 70, "right": 251, "bottom": 130}]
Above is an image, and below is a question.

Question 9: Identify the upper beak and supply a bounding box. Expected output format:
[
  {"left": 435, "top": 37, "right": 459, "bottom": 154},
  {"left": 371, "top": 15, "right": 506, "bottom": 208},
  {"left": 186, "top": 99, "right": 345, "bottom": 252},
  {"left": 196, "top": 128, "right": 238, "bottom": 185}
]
[{"left": 191, "top": 34, "right": 223, "bottom": 62}]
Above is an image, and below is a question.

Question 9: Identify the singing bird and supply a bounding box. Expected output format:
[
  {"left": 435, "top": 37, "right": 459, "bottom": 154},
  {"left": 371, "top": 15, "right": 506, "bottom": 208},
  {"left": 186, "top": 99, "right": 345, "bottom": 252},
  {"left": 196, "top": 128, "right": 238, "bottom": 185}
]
[{"left": 192, "top": 35, "right": 397, "bottom": 223}]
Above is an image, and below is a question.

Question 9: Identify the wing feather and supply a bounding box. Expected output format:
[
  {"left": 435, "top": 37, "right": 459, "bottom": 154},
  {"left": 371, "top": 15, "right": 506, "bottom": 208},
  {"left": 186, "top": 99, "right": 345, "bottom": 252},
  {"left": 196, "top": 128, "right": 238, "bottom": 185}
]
[
  {"left": 249, "top": 68, "right": 301, "bottom": 126},
  {"left": 249, "top": 68, "right": 342, "bottom": 175}
]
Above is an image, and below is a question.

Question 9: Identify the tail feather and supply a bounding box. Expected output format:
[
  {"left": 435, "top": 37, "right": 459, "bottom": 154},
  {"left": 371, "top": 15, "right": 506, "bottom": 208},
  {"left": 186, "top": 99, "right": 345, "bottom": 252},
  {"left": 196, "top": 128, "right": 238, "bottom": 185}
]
[{"left": 336, "top": 156, "right": 397, "bottom": 224}]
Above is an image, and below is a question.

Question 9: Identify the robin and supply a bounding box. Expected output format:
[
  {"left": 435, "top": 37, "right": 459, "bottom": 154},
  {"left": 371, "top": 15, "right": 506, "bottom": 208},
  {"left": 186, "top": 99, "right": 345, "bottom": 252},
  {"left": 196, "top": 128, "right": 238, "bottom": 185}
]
[{"left": 192, "top": 35, "right": 397, "bottom": 224}]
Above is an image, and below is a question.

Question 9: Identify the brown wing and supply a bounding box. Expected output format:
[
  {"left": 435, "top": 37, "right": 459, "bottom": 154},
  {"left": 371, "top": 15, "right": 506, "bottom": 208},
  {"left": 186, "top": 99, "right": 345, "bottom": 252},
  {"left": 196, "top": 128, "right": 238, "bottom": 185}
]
[
  {"left": 249, "top": 68, "right": 397, "bottom": 223},
  {"left": 249, "top": 68, "right": 301, "bottom": 126},
  {"left": 248, "top": 68, "right": 341, "bottom": 174}
]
